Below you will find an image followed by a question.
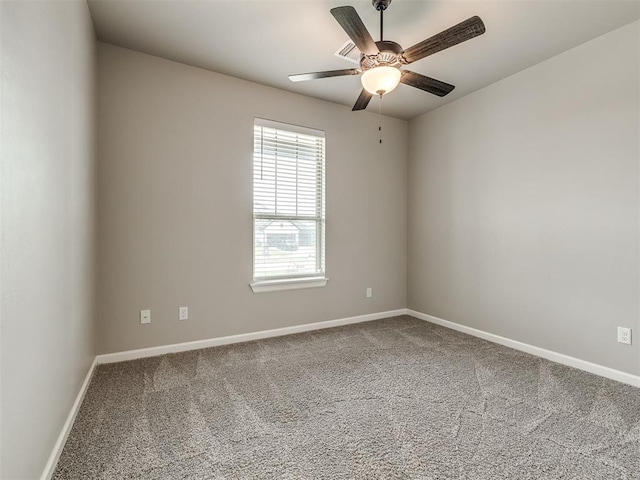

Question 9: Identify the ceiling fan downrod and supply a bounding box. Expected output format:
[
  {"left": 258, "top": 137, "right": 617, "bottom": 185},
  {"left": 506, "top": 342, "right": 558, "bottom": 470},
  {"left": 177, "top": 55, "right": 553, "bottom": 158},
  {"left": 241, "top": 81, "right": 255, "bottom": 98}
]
[{"left": 373, "top": 0, "right": 391, "bottom": 41}]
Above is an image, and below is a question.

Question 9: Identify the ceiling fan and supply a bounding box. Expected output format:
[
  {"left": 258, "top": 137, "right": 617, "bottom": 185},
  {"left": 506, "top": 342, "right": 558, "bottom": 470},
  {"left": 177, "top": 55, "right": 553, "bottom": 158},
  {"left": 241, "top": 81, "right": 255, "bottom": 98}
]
[{"left": 289, "top": 0, "right": 486, "bottom": 111}]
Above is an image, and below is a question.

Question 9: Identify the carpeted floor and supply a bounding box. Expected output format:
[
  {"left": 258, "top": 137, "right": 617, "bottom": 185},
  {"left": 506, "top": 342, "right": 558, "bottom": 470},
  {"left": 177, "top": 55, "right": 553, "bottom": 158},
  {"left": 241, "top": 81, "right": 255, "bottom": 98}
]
[{"left": 53, "top": 316, "right": 640, "bottom": 479}]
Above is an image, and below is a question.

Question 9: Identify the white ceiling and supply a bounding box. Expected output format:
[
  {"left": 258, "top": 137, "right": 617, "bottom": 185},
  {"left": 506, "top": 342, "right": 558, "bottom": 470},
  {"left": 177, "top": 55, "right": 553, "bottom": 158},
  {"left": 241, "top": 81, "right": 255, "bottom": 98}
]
[{"left": 87, "top": 0, "right": 640, "bottom": 120}]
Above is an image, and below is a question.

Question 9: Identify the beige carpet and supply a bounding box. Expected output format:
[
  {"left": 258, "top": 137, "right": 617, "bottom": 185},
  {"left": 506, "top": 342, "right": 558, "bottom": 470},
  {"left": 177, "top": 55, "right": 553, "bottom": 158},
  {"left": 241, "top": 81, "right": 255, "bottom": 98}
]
[{"left": 53, "top": 316, "right": 640, "bottom": 479}]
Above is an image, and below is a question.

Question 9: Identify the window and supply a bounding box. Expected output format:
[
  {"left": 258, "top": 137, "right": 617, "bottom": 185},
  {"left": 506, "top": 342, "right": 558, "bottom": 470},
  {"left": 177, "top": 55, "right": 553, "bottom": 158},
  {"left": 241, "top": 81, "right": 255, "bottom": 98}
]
[{"left": 251, "top": 118, "right": 327, "bottom": 292}]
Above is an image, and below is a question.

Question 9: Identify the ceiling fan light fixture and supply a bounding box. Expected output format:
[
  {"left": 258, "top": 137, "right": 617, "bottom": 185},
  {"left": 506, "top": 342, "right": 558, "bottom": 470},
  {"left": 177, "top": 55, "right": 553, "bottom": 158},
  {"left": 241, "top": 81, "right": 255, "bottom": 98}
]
[
  {"left": 289, "top": 4, "right": 485, "bottom": 111},
  {"left": 361, "top": 66, "right": 401, "bottom": 95}
]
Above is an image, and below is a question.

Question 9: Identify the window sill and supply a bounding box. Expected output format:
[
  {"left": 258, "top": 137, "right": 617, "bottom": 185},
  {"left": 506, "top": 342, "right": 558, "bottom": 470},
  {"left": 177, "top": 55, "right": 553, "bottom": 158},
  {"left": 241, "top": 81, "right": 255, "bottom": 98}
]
[{"left": 250, "top": 277, "right": 328, "bottom": 293}]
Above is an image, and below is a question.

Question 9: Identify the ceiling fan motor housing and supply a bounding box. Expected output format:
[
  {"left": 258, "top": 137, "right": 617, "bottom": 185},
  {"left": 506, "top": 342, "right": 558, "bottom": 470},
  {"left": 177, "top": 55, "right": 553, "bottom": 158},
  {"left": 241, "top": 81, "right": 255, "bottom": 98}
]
[{"left": 361, "top": 40, "right": 402, "bottom": 71}]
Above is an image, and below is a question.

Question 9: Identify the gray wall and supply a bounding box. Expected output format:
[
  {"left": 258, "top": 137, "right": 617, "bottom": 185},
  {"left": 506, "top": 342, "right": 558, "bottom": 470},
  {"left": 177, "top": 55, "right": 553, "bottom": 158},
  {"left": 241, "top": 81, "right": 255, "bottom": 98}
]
[
  {"left": 97, "top": 44, "right": 408, "bottom": 354},
  {"left": 0, "top": 1, "right": 97, "bottom": 478},
  {"left": 408, "top": 21, "right": 640, "bottom": 375}
]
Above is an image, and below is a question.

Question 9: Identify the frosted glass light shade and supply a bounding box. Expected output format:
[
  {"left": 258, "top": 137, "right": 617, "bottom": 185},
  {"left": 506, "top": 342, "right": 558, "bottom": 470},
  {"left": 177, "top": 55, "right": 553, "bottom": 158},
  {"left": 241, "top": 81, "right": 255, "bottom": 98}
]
[{"left": 361, "top": 66, "right": 401, "bottom": 95}]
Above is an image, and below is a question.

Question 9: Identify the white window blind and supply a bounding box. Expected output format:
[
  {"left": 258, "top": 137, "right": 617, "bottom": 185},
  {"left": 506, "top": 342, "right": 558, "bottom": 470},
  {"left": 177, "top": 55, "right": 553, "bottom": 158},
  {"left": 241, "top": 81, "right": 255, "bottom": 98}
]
[{"left": 253, "top": 118, "right": 326, "bottom": 283}]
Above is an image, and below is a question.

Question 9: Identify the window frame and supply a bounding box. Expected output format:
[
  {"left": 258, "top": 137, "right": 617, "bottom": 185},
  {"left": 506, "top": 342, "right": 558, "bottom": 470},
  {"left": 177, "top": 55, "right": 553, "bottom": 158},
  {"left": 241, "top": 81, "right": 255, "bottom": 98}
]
[{"left": 250, "top": 118, "right": 328, "bottom": 293}]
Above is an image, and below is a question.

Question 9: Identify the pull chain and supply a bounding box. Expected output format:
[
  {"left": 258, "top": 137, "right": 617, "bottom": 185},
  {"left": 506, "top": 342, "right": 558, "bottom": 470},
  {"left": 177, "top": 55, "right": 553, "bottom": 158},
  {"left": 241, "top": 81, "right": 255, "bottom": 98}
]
[{"left": 378, "top": 93, "right": 383, "bottom": 144}]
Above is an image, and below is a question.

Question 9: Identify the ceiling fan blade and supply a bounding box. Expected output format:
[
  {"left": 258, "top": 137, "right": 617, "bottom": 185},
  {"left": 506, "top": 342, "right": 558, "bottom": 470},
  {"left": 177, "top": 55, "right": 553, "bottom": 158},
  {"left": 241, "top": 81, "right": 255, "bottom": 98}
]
[
  {"left": 352, "top": 89, "right": 373, "bottom": 111},
  {"left": 401, "top": 16, "right": 485, "bottom": 64},
  {"left": 289, "top": 69, "right": 361, "bottom": 82},
  {"left": 400, "top": 70, "right": 455, "bottom": 97},
  {"left": 330, "top": 6, "right": 379, "bottom": 56}
]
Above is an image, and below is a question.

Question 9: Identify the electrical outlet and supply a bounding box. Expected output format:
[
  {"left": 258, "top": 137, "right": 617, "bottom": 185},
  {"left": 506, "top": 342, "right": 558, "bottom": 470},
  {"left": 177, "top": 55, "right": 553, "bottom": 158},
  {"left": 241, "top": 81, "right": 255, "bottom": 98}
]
[
  {"left": 140, "top": 309, "right": 151, "bottom": 325},
  {"left": 366, "top": 288, "right": 372, "bottom": 298},
  {"left": 617, "top": 327, "right": 631, "bottom": 345},
  {"left": 179, "top": 306, "right": 188, "bottom": 320}
]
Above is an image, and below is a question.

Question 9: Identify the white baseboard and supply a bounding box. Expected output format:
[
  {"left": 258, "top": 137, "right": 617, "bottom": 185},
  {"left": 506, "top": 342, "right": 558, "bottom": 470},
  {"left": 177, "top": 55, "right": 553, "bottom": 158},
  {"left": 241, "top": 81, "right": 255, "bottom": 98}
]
[
  {"left": 41, "top": 357, "right": 98, "bottom": 480},
  {"left": 96, "top": 309, "right": 407, "bottom": 364},
  {"left": 97, "top": 307, "right": 640, "bottom": 387},
  {"left": 407, "top": 309, "right": 640, "bottom": 388}
]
